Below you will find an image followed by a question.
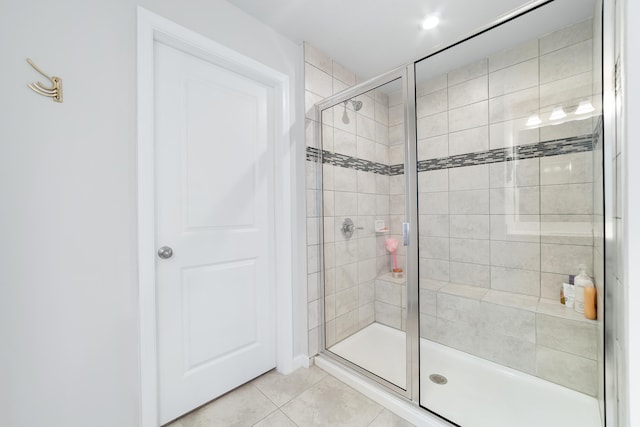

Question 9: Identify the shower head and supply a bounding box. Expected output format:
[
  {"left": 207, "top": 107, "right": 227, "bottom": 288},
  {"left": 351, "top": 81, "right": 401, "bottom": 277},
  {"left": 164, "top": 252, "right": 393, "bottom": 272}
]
[
  {"left": 341, "top": 98, "right": 363, "bottom": 124},
  {"left": 343, "top": 99, "right": 363, "bottom": 111}
]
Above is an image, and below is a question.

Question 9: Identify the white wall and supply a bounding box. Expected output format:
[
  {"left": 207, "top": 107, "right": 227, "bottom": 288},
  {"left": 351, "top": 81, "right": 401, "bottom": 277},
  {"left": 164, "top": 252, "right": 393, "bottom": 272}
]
[{"left": 0, "top": 1, "right": 303, "bottom": 426}]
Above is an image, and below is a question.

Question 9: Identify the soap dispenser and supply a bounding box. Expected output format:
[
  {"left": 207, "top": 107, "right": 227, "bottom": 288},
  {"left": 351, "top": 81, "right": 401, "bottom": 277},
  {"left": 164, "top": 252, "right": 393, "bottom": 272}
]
[
  {"left": 584, "top": 284, "right": 597, "bottom": 320},
  {"left": 574, "top": 264, "right": 594, "bottom": 315}
]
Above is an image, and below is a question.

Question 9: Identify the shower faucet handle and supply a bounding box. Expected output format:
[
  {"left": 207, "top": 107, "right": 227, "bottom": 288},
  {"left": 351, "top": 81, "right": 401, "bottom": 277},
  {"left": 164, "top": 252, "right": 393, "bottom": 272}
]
[{"left": 341, "top": 218, "right": 363, "bottom": 239}]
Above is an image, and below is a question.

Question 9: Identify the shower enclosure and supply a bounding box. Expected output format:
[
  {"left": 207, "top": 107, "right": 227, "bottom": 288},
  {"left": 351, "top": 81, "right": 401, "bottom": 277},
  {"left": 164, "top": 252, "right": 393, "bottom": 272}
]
[{"left": 313, "top": 1, "right": 605, "bottom": 426}]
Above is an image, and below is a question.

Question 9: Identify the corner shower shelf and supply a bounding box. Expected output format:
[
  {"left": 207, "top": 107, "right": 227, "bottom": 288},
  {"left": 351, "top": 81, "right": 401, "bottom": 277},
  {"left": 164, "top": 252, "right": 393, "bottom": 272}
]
[
  {"left": 377, "top": 272, "right": 405, "bottom": 284},
  {"left": 375, "top": 227, "right": 389, "bottom": 233}
]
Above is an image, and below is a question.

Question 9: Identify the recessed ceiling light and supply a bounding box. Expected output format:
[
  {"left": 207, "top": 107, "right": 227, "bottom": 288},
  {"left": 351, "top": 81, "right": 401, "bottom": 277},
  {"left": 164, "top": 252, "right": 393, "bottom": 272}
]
[{"left": 421, "top": 16, "right": 440, "bottom": 30}]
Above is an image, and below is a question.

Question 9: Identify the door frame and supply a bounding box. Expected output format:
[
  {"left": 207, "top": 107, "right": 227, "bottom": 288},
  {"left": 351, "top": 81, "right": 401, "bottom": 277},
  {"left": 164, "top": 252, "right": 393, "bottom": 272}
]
[{"left": 136, "top": 7, "right": 295, "bottom": 427}]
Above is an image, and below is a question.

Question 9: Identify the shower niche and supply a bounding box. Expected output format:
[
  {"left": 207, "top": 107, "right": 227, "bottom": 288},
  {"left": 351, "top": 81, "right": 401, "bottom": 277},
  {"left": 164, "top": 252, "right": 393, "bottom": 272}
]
[{"left": 315, "top": 1, "right": 605, "bottom": 426}]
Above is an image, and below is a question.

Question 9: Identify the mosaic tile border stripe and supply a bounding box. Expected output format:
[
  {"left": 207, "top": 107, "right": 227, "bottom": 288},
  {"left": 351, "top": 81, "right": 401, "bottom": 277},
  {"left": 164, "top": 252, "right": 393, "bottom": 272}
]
[
  {"left": 306, "top": 147, "right": 390, "bottom": 175},
  {"left": 307, "top": 133, "right": 596, "bottom": 176},
  {"left": 417, "top": 134, "right": 594, "bottom": 173}
]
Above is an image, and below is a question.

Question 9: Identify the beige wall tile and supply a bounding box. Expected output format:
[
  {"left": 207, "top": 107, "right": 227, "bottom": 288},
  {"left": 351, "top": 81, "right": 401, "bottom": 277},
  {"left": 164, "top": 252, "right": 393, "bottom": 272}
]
[
  {"left": 489, "top": 158, "right": 540, "bottom": 188},
  {"left": 304, "top": 42, "right": 332, "bottom": 73},
  {"left": 490, "top": 87, "right": 539, "bottom": 123},
  {"left": 491, "top": 240, "right": 540, "bottom": 270},
  {"left": 450, "top": 214, "right": 490, "bottom": 239},
  {"left": 541, "top": 243, "right": 593, "bottom": 275},
  {"left": 490, "top": 266, "right": 541, "bottom": 296},
  {"left": 449, "top": 126, "right": 489, "bottom": 155},
  {"left": 417, "top": 88, "right": 448, "bottom": 117},
  {"left": 417, "top": 111, "right": 448, "bottom": 139},
  {"left": 489, "top": 118, "right": 540, "bottom": 149},
  {"left": 489, "top": 186, "right": 540, "bottom": 215},
  {"left": 540, "top": 71, "right": 593, "bottom": 109},
  {"left": 450, "top": 262, "right": 491, "bottom": 287},
  {"left": 489, "top": 58, "right": 538, "bottom": 98},
  {"left": 449, "top": 101, "right": 489, "bottom": 132},
  {"left": 449, "top": 164, "right": 489, "bottom": 190},
  {"left": 536, "top": 346, "right": 597, "bottom": 395},
  {"left": 539, "top": 19, "right": 593, "bottom": 55},
  {"left": 420, "top": 236, "right": 450, "bottom": 261},
  {"left": 540, "top": 40, "right": 592, "bottom": 84},
  {"left": 537, "top": 314, "right": 598, "bottom": 359},
  {"left": 305, "top": 63, "right": 333, "bottom": 98},
  {"left": 450, "top": 189, "right": 490, "bottom": 214},
  {"left": 489, "top": 39, "right": 538, "bottom": 72},
  {"left": 449, "top": 75, "right": 488, "bottom": 109},
  {"left": 540, "top": 152, "right": 594, "bottom": 185},
  {"left": 540, "top": 183, "right": 593, "bottom": 214},
  {"left": 450, "top": 238, "right": 490, "bottom": 264},
  {"left": 490, "top": 214, "right": 540, "bottom": 243},
  {"left": 448, "top": 58, "right": 488, "bottom": 86},
  {"left": 416, "top": 74, "right": 447, "bottom": 96},
  {"left": 418, "top": 135, "right": 448, "bottom": 160}
]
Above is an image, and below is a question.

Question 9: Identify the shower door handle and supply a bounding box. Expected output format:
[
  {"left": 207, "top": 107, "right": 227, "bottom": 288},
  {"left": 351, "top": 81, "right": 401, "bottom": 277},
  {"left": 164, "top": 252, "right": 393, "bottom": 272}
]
[{"left": 402, "top": 222, "right": 410, "bottom": 246}]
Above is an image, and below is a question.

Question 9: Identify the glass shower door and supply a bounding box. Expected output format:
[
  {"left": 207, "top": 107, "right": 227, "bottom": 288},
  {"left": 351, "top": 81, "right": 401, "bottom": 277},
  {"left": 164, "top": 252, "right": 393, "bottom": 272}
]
[
  {"left": 318, "top": 74, "right": 416, "bottom": 394},
  {"left": 415, "top": 2, "right": 604, "bottom": 426}
]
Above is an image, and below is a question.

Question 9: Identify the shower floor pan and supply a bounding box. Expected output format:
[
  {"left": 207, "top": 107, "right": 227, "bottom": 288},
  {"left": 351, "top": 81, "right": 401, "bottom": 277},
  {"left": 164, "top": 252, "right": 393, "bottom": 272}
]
[{"left": 328, "top": 322, "right": 600, "bottom": 427}]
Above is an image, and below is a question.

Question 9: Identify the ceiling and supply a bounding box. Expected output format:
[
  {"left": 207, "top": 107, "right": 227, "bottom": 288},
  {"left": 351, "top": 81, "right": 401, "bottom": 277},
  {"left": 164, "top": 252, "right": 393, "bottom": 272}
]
[{"left": 227, "top": 0, "right": 596, "bottom": 80}]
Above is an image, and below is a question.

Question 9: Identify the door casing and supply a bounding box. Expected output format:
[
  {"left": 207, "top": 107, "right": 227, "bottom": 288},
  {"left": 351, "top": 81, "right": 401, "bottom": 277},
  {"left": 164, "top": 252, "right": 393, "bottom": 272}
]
[{"left": 136, "top": 7, "right": 297, "bottom": 427}]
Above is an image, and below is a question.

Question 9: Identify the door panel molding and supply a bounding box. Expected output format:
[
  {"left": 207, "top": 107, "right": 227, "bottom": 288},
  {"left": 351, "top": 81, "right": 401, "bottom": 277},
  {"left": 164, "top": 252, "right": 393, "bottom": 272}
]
[{"left": 137, "top": 8, "right": 294, "bottom": 426}]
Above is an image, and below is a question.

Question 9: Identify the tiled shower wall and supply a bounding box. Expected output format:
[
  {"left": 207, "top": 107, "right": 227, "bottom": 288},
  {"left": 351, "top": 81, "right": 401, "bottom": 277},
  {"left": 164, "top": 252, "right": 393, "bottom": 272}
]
[
  {"left": 304, "top": 43, "right": 356, "bottom": 356},
  {"left": 415, "top": 19, "right": 601, "bottom": 395}
]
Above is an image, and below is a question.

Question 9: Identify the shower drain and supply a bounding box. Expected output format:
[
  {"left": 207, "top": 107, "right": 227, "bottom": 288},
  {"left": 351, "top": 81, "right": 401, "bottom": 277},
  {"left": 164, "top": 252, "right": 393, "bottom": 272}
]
[{"left": 429, "top": 374, "right": 448, "bottom": 385}]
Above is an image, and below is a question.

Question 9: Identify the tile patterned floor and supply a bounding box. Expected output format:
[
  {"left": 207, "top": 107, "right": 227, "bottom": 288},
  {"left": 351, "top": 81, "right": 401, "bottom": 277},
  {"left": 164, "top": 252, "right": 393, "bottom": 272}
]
[{"left": 167, "top": 365, "right": 415, "bottom": 427}]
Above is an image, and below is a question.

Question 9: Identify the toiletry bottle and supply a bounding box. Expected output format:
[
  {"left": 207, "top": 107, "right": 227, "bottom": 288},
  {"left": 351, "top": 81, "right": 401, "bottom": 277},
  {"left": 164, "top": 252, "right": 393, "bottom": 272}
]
[
  {"left": 574, "top": 265, "right": 594, "bottom": 314},
  {"left": 584, "top": 284, "right": 597, "bottom": 320},
  {"left": 563, "top": 282, "right": 575, "bottom": 309}
]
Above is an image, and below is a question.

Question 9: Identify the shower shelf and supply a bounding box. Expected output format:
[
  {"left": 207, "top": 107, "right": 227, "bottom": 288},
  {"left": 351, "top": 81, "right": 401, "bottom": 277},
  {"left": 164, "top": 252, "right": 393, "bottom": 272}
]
[
  {"left": 375, "top": 227, "right": 389, "bottom": 233},
  {"left": 429, "top": 281, "right": 598, "bottom": 324}
]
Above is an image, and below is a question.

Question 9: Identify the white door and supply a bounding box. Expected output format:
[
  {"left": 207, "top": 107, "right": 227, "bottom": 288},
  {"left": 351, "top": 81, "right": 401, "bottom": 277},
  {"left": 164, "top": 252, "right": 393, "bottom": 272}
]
[{"left": 154, "top": 41, "right": 276, "bottom": 424}]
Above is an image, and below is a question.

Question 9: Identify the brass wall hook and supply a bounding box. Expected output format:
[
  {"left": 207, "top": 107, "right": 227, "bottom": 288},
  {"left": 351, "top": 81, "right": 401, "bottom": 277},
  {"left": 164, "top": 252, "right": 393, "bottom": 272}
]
[{"left": 26, "top": 58, "right": 62, "bottom": 103}]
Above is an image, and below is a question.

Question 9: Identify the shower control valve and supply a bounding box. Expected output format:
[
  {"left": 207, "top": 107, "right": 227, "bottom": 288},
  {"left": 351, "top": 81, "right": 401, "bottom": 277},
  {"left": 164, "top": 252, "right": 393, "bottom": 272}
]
[{"left": 341, "top": 218, "right": 363, "bottom": 239}]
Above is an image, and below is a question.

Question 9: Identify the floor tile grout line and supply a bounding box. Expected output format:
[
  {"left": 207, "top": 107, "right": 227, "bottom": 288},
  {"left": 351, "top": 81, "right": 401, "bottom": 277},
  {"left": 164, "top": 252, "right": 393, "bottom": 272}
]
[
  {"left": 249, "top": 405, "right": 281, "bottom": 427},
  {"left": 253, "top": 367, "right": 330, "bottom": 409},
  {"left": 294, "top": 368, "right": 331, "bottom": 398},
  {"left": 366, "top": 405, "right": 389, "bottom": 427},
  {"left": 279, "top": 409, "right": 300, "bottom": 427},
  {"left": 251, "top": 406, "right": 301, "bottom": 427},
  {"left": 251, "top": 382, "right": 282, "bottom": 410},
  {"left": 317, "top": 368, "right": 386, "bottom": 412},
  {"left": 276, "top": 369, "right": 330, "bottom": 408}
]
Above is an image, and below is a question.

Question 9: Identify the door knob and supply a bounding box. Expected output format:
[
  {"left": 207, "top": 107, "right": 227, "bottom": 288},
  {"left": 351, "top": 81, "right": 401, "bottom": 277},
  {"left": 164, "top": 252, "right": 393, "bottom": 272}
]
[{"left": 157, "top": 246, "right": 173, "bottom": 259}]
